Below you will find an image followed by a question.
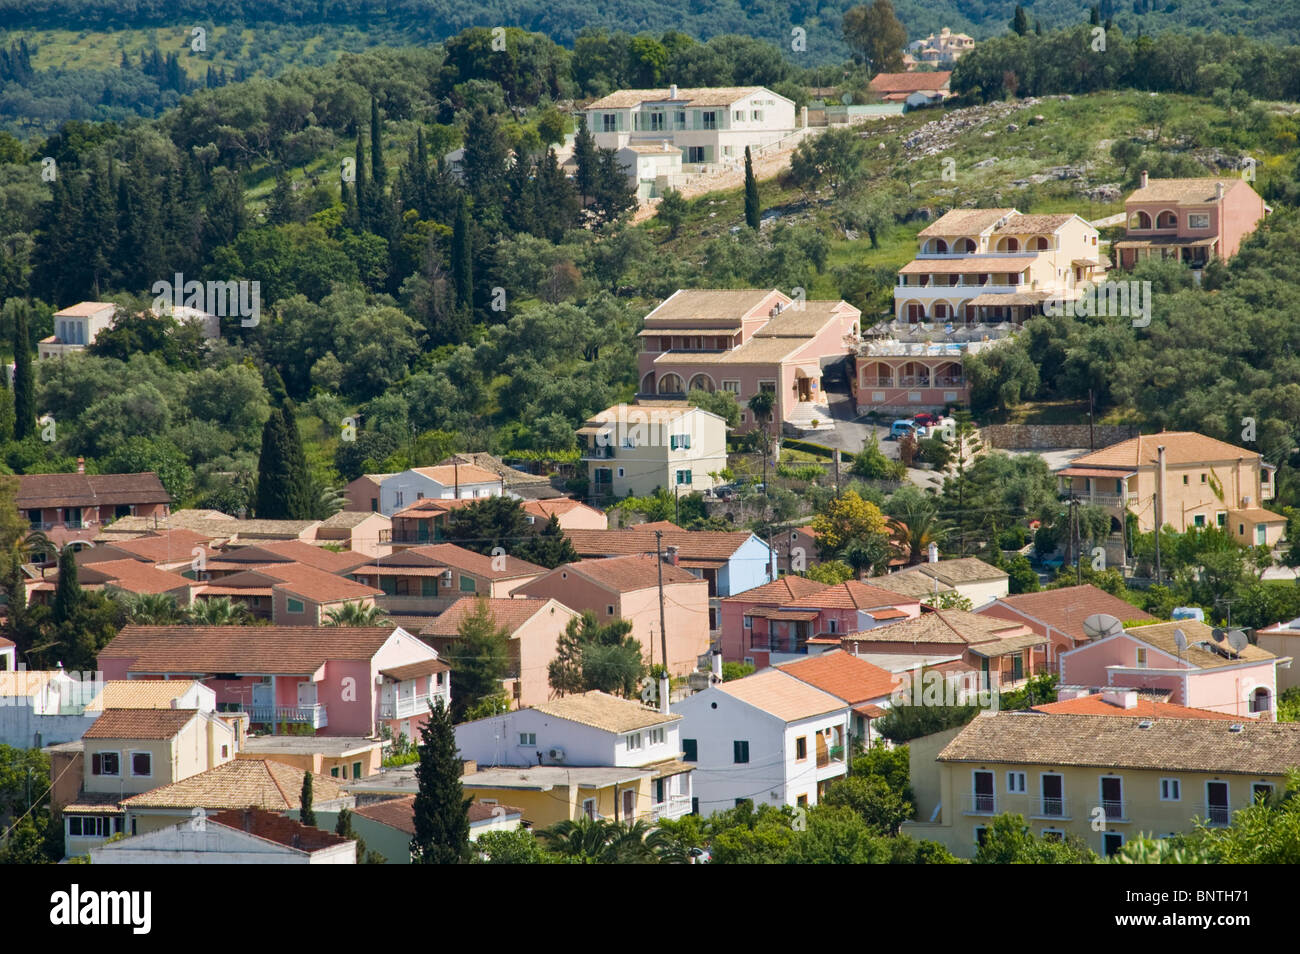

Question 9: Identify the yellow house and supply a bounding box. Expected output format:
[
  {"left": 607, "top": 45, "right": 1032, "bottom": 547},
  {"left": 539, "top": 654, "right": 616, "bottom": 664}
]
[
  {"left": 1057, "top": 431, "right": 1283, "bottom": 546},
  {"left": 906, "top": 711, "right": 1300, "bottom": 858},
  {"left": 61, "top": 707, "right": 239, "bottom": 858},
  {"left": 460, "top": 765, "right": 673, "bottom": 829}
]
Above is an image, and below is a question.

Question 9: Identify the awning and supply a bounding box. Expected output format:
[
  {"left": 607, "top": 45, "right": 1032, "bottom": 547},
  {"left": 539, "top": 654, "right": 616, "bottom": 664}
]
[
  {"left": 968, "top": 633, "right": 1048, "bottom": 657},
  {"left": 900, "top": 256, "right": 1036, "bottom": 275},
  {"left": 745, "top": 608, "right": 820, "bottom": 621},
  {"left": 965, "top": 291, "right": 1052, "bottom": 307},
  {"left": 637, "top": 327, "right": 740, "bottom": 337},
  {"left": 1113, "top": 236, "right": 1217, "bottom": 249},
  {"left": 352, "top": 564, "right": 448, "bottom": 577},
  {"left": 853, "top": 703, "right": 888, "bottom": 719},
  {"left": 1057, "top": 467, "right": 1137, "bottom": 479},
  {"left": 381, "top": 659, "right": 451, "bottom": 681}
]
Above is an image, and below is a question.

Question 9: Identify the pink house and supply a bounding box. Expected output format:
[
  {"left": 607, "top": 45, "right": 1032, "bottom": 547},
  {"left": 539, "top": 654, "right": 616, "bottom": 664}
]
[
  {"left": 1115, "top": 173, "right": 1267, "bottom": 269},
  {"left": 97, "top": 624, "right": 449, "bottom": 739},
  {"left": 723, "top": 577, "right": 921, "bottom": 670},
  {"left": 1058, "top": 620, "right": 1281, "bottom": 719},
  {"left": 636, "top": 289, "right": 860, "bottom": 433}
]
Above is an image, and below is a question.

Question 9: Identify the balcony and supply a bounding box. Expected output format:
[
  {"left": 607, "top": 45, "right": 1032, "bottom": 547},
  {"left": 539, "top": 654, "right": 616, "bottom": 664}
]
[
  {"left": 380, "top": 692, "right": 447, "bottom": 720},
  {"left": 963, "top": 793, "right": 997, "bottom": 815},
  {"left": 582, "top": 446, "right": 615, "bottom": 460},
  {"left": 815, "top": 743, "right": 845, "bottom": 769},
  {"left": 1101, "top": 799, "right": 1127, "bottom": 822},
  {"left": 374, "top": 594, "right": 454, "bottom": 615},
  {"left": 1081, "top": 492, "right": 1138, "bottom": 508},
  {"left": 650, "top": 794, "right": 692, "bottom": 821},
  {"left": 1205, "top": 805, "right": 1231, "bottom": 827},
  {"left": 246, "top": 704, "right": 328, "bottom": 729},
  {"left": 1037, "top": 796, "right": 1067, "bottom": 819},
  {"left": 380, "top": 528, "right": 436, "bottom": 545}
]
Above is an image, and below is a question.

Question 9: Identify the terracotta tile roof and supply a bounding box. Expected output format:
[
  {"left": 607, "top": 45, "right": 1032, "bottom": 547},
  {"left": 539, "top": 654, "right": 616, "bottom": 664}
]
[
  {"left": 844, "top": 609, "right": 1027, "bottom": 646},
  {"left": 662, "top": 335, "right": 820, "bottom": 365},
  {"left": 233, "top": 540, "right": 367, "bottom": 572},
  {"left": 121, "top": 759, "right": 346, "bottom": 811},
  {"left": 784, "top": 579, "right": 915, "bottom": 610},
  {"left": 641, "top": 288, "right": 784, "bottom": 324},
  {"left": 521, "top": 498, "right": 602, "bottom": 521},
  {"left": 86, "top": 679, "right": 202, "bottom": 711},
  {"left": 65, "top": 791, "right": 126, "bottom": 813},
  {"left": 319, "top": 510, "right": 387, "bottom": 529},
  {"left": 353, "top": 795, "right": 418, "bottom": 834},
  {"left": 586, "top": 86, "right": 768, "bottom": 110},
  {"left": 996, "top": 213, "right": 1077, "bottom": 235},
  {"left": 391, "top": 497, "right": 479, "bottom": 519},
  {"left": 1067, "top": 431, "right": 1261, "bottom": 469},
  {"left": 407, "top": 464, "right": 502, "bottom": 486},
  {"left": 564, "top": 528, "right": 758, "bottom": 563},
  {"left": 55, "top": 301, "right": 115, "bottom": 317},
  {"left": 83, "top": 707, "right": 198, "bottom": 739},
  {"left": 380, "top": 658, "right": 450, "bottom": 680},
  {"left": 420, "top": 597, "right": 571, "bottom": 637},
  {"left": 983, "top": 584, "right": 1154, "bottom": 641},
  {"left": 209, "top": 808, "right": 351, "bottom": 852},
  {"left": 917, "top": 209, "right": 1014, "bottom": 237},
  {"left": 872, "top": 572, "right": 954, "bottom": 599},
  {"left": 582, "top": 403, "right": 717, "bottom": 426},
  {"left": 1128, "top": 177, "right": 1247, "bottom": 205},
  {"left": 1227, "top": 507, "right": 1286, "bottom": 524},
  {"left": 887, "top": 557, "right": 1008, "bottom": 586},
  {"left": 531, "top": 690, "right": 679, "bottom": 733},
  {"left": 1119, "top": 620, "right": 1276, "bottom": 670},
  {"left": 103, "top": 529, "right": 214, "bottom": 563},
  {"left": 101, "top": 625, "right": 399, "bottom": 674},
  {"left": 776, "top": 649, "right": 899, "bottom": 704},
  {"left": 547, "top": 554, "right": 704, "bottom": 592},
  {"left": 16, "top": 472, "right": 169, "bottom": 509},
  {"left": 753, "top": 301, "right": 858, "bottom": 338},
  {"left": 1033, "top": 694, "right": 1243, "bottom": 720},
  {"left": 716, "top": 668, "right": 847, "bottom": 722},
  {"left": 408, "top": 543, "right": 545, "bottom": 581},
  {"left": 78, "top": 559, "right": 195, "bottom": 595},
  {"left": 97, "top": 509, "right": 319, "bottom": 540},
  {"left": 899, "top": 256, "right": 1037, "bottom": 274},
  {"left": 939, "top": 711, "right": 1300, "bottom": 776},
  {"left": 868, "top": 71, "right": 951, "bottom": 94},
  {"left": 256, "top": 562, "right": 383, "bottom": 603},
  {"left": 723, "top": 575, "right": 829, "bottom": 605}
]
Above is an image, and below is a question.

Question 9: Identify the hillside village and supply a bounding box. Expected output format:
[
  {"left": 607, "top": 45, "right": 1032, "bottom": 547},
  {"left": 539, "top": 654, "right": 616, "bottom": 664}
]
[{"left": 1, "top": 0, "right": 1300, "bottom": 878}]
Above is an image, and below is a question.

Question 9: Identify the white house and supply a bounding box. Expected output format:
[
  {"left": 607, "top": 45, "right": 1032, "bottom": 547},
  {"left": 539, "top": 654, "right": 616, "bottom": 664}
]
[
  {"left": 40, "top": 302, "right": 116, "bottom": 359},
  {"left": 585, "top": 86, "right": 798, "bottom": 169},
  {"left": 0, "top": 669, "right": 100, "bottom": 748},
  {"left": 616, "top": 141, "right": 684, "bottom": 200},
  {"left": 377, "top": 464, "right": 504, "bottom": 517},
  {"left": 454, "top": 689, "right": 694, "bottom": 822},
  {"left": 90, "top": 808, "right": 356, "bottom": 864},
  {"left": 673, "top": 668, "right": 849, "bottom": 816}
]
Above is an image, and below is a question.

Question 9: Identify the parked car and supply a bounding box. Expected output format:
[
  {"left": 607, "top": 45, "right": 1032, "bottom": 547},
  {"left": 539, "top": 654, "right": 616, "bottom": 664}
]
[
  {"left": 913, "top": 412, "right": 940, "bottom": 427},
  {"left": 890, "top": 419, "right": 919, "bottom": 439}
]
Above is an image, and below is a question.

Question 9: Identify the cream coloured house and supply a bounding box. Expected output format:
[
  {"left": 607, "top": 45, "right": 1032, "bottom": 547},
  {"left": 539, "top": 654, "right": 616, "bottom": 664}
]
[
  {"left": 40, "top": 301, "right": 116, "bottom": 359},
  {"left": 579, "top": 401, "right": 728, "bottom": 499},
  {"left": 585, "top": 86, "right": 797, "bottom": 169}
]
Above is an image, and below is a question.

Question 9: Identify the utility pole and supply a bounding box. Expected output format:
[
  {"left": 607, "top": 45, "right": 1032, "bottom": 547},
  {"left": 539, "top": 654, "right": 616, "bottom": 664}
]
[
  {"left": 654, "top": 530, "right": 668, "bottom": 678},
  {"left": 1088, "top": 389, "right": 1095, "bottom": 450},
  {"left": 1155, "top": 444, "right": 1166, "bottom": 586}
]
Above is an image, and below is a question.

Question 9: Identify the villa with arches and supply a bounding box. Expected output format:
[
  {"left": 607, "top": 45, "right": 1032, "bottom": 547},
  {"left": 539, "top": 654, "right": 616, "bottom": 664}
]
[
  {"left": 637, "top": 289, "right": 861, "bottom": 433},
  {"left": 1113, "top": 172, "right": 1267, "bottom": 270},
  {"left": 857, "top": 208, "right": 1106, "bottom": 414}
]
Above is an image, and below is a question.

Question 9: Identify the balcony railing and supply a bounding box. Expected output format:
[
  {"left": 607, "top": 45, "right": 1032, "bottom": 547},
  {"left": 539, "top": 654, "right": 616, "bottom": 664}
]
[
  {"left": 1101, "top": 799, "right": 1126, "bottom": 822},
  {"left": 246, "top": 704, "right": 328, "bottom": 728},
  {"left": 1206, "top": 805, "right": 1231, "bottom": 827},
  {"left": 381, "top": 528, "right": 435, "bottom": 544},
  {"left": 582, "top": 446, "right": 615, "bottom": 460},
  {"left": 380, "top": 692, "right": 447, "bottom": 720},
  {"left": 650, "top": 794, "right": 692, "bottom": 821},
  {"left": 1039, "top": 796, "right": 1066, "bottom": 818},
  {"left": 964, "top": 793, "right": 996, "bottom": 815}
]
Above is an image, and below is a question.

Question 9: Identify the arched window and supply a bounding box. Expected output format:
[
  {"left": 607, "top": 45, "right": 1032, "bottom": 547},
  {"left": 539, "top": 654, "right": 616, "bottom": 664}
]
[
  {"left": 1156, "top": 210, "right": 1178, "bottom": 229},
  {"left": 1031, "top": 236, "right": 1049, "bottom": 250},
  {"left": 933, "top": 239, "right": 948, "bottom": 253},
  {"left": 1129, "top": 210, "right": 1152, "bottom": 230}
]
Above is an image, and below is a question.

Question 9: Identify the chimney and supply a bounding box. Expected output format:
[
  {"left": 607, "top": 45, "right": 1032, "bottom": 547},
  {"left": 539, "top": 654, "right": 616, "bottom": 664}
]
[
  {"left": 658, "top": 673, "right": 671, "bottom": 714},
  {"left": 1102, "top": 688, "right": 1139, "bottom": 710},
  {"left": 669, "top": 84, "right": 678, "bottom": 100},
  {"left": 710, "top": 650, "right": 723, "bottom": 682},
  {"left": 1139, "top": 170, "right": 1148, "bottom": 189},
  {"left": 664, "top": 545, "right": 679, "bottom": 566},
  {"left": 927, "top": 542, "right": 939, "bottom": 563},
  {"left": 76, "top": 456, "right": 85, "bottom": 474},
  {"left": 1216, "top": 181, "right": 1225, "bottom": 200}
]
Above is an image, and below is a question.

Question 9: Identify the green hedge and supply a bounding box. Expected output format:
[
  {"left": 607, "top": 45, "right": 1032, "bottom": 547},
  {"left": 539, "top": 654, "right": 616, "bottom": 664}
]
[{"left": 780, "top": 438, "right": 852, "bottom": 461}]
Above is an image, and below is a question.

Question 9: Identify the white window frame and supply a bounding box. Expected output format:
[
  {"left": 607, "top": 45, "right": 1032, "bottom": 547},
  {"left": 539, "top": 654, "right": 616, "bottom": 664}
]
[
  {"left": 519, "top": 732, "right": 536, "bottom": 746},
  {"left": 1188, "top": 212, "right": 1210, "bottom": 229},
  {"left": 721, "top": 380, "right": 741, "bottom": 394},
  {"left": 625, "top": 732, "right": 642, "bottom": 751},
  {"left": 1007, "top": 771, "right": 1026, "bottom": 793},
  {"left": 1159, "top": 778, "right": 1181, "bottom": 801},
  {"left": 583, "top": 797, "right": 597, "bottom": 819},
  {"left": 649, "top": 727, "right": 665, "bottom": 745},
  {"left": 93, "top": 751, "right": 120, "bottom": 777},
  {"left": 1135, "top": 648, "right": 1147, "bottom": 669},
  {"left": 129, "top": 750, "right": 153, "bottom": 779}
]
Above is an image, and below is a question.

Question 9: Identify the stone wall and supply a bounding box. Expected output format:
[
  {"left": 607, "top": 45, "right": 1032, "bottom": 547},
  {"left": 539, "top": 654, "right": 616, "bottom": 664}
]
[{"left": 979, "top": 423, "right": 1138, "bottom": 450}]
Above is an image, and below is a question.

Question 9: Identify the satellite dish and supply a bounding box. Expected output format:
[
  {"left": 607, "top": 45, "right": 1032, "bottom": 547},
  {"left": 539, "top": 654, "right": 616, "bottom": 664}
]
[
  {"left": 1082, "top": 613, "right": 1123, "bottom": 640},
  {"left": 1173, "top": 628, "right": 1187, "bottom": 653},
  {"left": 1211, "top": 627, "right": 1226, "bottom": 643},
  {"left": 1227, "top": 630, "right": 1249, "bottom": 655}
]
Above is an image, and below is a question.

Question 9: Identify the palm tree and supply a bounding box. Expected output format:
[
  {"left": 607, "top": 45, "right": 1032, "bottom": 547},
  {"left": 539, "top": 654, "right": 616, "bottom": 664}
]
[
  {"left": 22, "top": 530, "right": 53, "bottom": 564},
  {"left": 841, "top": 536, "right": 891, "bottom": 580},
  {"left": 324, "top": 600, "right": 391, "bottom": 627},
  {"left": 539, "top": 817, "right": 678, "bottom": 863},
  {"left": 317, "top": 483, "right": 346, "bottom": 518},
  {"left": 887, "top": 491, "right": 949, "bottom": 566},
  {"left": 538, "top": 816, "right": 613, "bottom": 862},
  {"left": 184, "top": 596, "right": 253, "bottom": 625},
  {"left": 116, "top": 592, "right": 184, "bottom": 624}
]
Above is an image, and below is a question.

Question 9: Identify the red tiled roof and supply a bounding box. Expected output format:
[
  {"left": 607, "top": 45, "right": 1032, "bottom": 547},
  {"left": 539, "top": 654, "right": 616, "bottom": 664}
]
[
  {"left": 100, "top": 625, "right": 401, "bottom": 674},
  {"left": 352, "top": 795, "right": 521, "bottom": 834},
  {"left": 784, "top": 579, "right": 914, "bottom": 610},
  {"left": 409, "top": 543, "right": 546, "bottom": 580},
  {"left": 210, "top": 808, "right": 351, "bottom": 852},
  {"left": 565, "top": 528, "right": 757, "bottom": 563},
  {"left": 82, "top": 707, "right": 198, "bottom": 739},
  {"left": 236, "top": 540, "right": 367, "bottom": 572},
  {"left": 104, "top": 529, "right": 215, "bottom": 563},
  {"left": 776, "top": 649, "right": 900, "bottom": 704},
  {"left": 420, "top": 597, "right": 571, "bottom": 636},
  {"left": 723, "top": 575, "right": 828, "bottom": 605},
  {"left": 983, "top": 584, "right": 1155, "bottom": 642},
  {"left": 1033, "top": 694, "right": 1242, "bottom": 720},
  {"left": 78, "top": 559, "right": 194, "bottom": 595},
  {"left": 869, "top": 71, "right": 951, "bottom": 93},
  {"left": 16, "top": 472, "right": 169, "bottom": 509},
  {"left": 545, "top": 554, "right": 704, "bottom": 593}
]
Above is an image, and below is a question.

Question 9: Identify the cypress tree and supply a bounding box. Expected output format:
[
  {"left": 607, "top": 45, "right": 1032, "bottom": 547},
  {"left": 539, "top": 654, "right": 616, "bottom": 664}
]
[
  {"left": 370, "top": 97, "right": 386, "bottom": 192},
  {"left": 451, "top": 198, "right": 472, "bottom": 310},
  {"left": 410, "top": 697, "right": 471, "bottom": 864},
  {"left": 573, "top": 116, "right": 598, "bottom": 207},
  {"left": 53, "top": 545, "right": 81, "bottom": 624},
  {"left": 300, "top": 771, "right": 316, "bottom": 827},
  {"left": 353, "top": 128, "right": 368, "bottom": 231},
  {"left": 280, "top": 404, "right": 315, "bottom": 520},
  {"left": 1012, "top": 4, "right": 1030, "bottom": 35},
  {"left": 11, "top": 302, "right": 34, "bottom": 441},
  {"left": 744, "top": 146, "right": 761, "bottom": 230},
  {"left": 255, "top": 408, "right": 293, "bottom": 519}
]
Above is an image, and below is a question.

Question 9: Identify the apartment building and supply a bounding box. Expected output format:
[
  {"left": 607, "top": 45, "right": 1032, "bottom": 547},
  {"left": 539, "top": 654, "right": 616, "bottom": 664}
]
[
  {"left": 579, "top": 401, "right": 728, "bottom": 498},
  {"left": 858, "top": 209, "right": 1105, "bottom": 413}
]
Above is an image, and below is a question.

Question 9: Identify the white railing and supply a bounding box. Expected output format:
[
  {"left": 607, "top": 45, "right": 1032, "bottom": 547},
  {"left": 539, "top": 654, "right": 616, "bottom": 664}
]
[
  {"left": 380, "top": 693, "right": 447, "bottom": 720},
  {"left": 248, "top": 704, "right": 328, "bottom": 728},
  {"left": 651, "top": 794, "right": 693, "bottom": 821}
]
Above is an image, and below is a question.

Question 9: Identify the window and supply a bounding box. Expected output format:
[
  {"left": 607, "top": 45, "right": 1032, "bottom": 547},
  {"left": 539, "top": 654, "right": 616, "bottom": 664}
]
[
  {"left": 701, "top": 111, "right": 717, "bottom": 130},
  {"left": 796, "top": 794, "right": 808, "bottom": 808},
  {"left": 606, "top": 604, "right": 615, "bottom": 616},
  {"left": 721, "top": 380, "right": 740, "bottom": 394},
  {"left": 130, "top": 752, "right": 152, "bottom": 777},
  {"left": 602, "top": 114, "right": 617, "bottom": 133},
  {"left": 221, "top": 745, "right": 228, "bottom": 759},
  {"left": 583, "top": 798, "right": 596, "bottom": 819},
  {"left": 796, "top": 736, "right": 808, "bottom": 761},
  {"left": 1102, "top": 832, "right": 1124, "bottom": 857},
  {"left": 1217, "top": 512, "right": 1227, "bottom": 527},
  {"left": 459, "top": 576, "right": 476, "bottom": 593},
  {"left": 519, "top": 732, "right": 536, "bottom": 746},
  {"left": 1193, "top": 514, "right": 1205, "bottom": 527},
  {"left": 1252, "top": 782, "right": 1274, "bottom": 803},
  {"left": 687, "top": 146, "right": 706, "bottom": 163},
  {"left": 91, "top": 752, "right": 120, "bottom": 777},
  {"left": 682, "top": 738, "right": 698, "bottom": 761},
  {"left": 676, "top": 470, "right": 693, "bottom": 486},
  {"left": 331, "top": 767, "right": 340, "bottom": 777},
  {"left": 669, "top": 433, "right": 691, "bottom": 450},
  {"left": 732, "top": 110, "right": 744, "bottom": 122},
  {"left": 649, "top": 727, "right": 665, "bottom": 745},
  {"left": 1182, "top": 475, "right": 1188, "bottom": 485},
  {"left": 353, "top": 761, "right": 363, "bottom": 779},
  {"left": 1188, "top": 213, "right": 1210, "bottom": 229},
  {"left": 287, "top": 598, "right": 305, "bottom": 614},
  {"left": 974, "top": 825, "right": 988, "bottom": 847},
  {"left": 733, "top": 740, "right": 750, "bottom": 764},
  {"left": 617, "top": 467, "right": 625, "bottom": 478},
  {"left": 1135, "top": 648, "right": 1147, "bottom": 668},
  {"left": 828, "top": 619, "right": 838, "bottom": 634},
  {"left": 1160, "top": 778, "right": 1181, "bottom": 801},
  {"left": 1040, "top": 773, "right": 1064, "bottom": 817},
  {"left": 675, "top": 111, "right": 686, "bottom": 129},
  {"left": 743, "top": 615, "right": 752, "bottom": 630},
  {"left": 625, "top": 732, "right": 642, "bottom": 750},
  {"left": 972, "top": 770, "right": 994, "bottom": 813},
  {"left": 752, "top": 109, "right": 763, "bottom": 121},
  {"left": 649, "top": 112, "right": 665, "bottom": 131},
  {"left": 1200, "top": 473, "right": 1207, "bottom": 483},
  {"left": 1007, "top": 771, "right": 1026, "bottom": 793}
]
